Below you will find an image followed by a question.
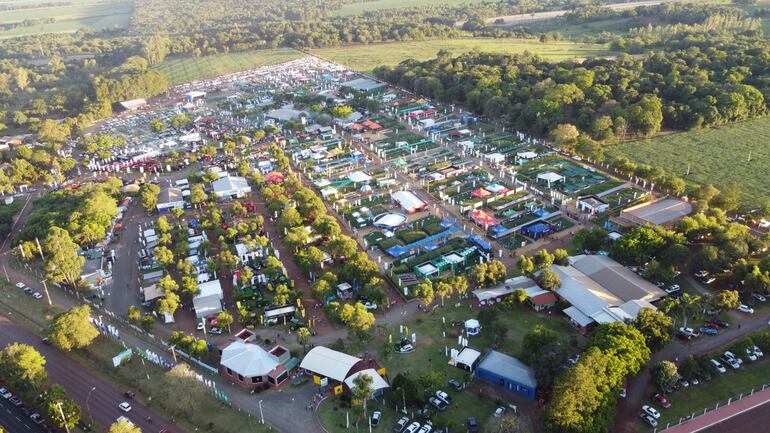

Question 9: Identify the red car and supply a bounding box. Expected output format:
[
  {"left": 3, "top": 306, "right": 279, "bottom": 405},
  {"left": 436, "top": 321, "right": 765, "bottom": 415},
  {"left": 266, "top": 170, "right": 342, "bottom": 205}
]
[{"left": 653, "top": 393, "right": 671, "bottom": 408}]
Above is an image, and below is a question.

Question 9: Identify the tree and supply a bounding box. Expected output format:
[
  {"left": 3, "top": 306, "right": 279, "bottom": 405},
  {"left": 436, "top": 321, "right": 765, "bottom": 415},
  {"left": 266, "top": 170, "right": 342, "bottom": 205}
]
[
  {"left": 297, "top": 327, "right": 311, "bottom": 352},
  {"left": 679, "top": 355, "right": 701, "bottom": 381},
  {"left": 285, "top": 226, "right": 309, "bottom": 252},
  {"left": 160, "top": 364, "right": 208, "bottom": 417},
  {"left": 139, "top": 183, "right": 160, "bottom": 212},
  {"left": 328, "top": 236, "right": 358, "bottom": 260},
  {"left": 158, "top": 291, "right": 180, "bottom": 317},
  {"left": 553, "top": 248, "right": 569, "bottom": 266},
  {"left": 533, "top": 249, "right": 554, "bottom": 270},
  {"left": 140, "top": 315, "right": 154, "bottom": 332},
  {"left": 44, "top": 227, "right": 85, "bottom": 287},
  {"left": 469, "top": 260, "right": 507, "bottom": 288},
  {"left": 659, "top": 292, "right": 702, "bottom": 328},
  {"left": 518, "top": 255, "right": 534, "bottom": 274},
  {"left": 189, "top": 184, "right": 207, "bottom": 209},
  {"left": 416, "top": 280, "right": 434, "bottom": 305},
  {"left": 43, "top": 384, "right": 81, "bottom": 431},
  {"left": 36, "top": 119, "right": 71, "bottom": 146},
  {"left": 153, "top": 246, "right": 175, "bottom": 267},
  {"left": 434, "top": 281, "right": 453, "bottom": 304},
  {"left": 588, "top": 322, "right": 650, "bottom": 379},
  {"left": 626, "top": 95, "right": 663, "bottom": 136},
  {"left": 108, "top": 419, "right": 142, "bottom": 433},
  {"left": 312, "top": 214, "right": 341, "bottom": 239},
  {"left": 351, "top": 372, "right": 374, "bottom": 420},
  {"left": 0, "top": 343, "right": 47, "bottom": 390},
  {"left": 652, "top": 361, "right": 679, "bottom": 392},
  {"left": 550, "top": 123, "right": 579, "bottom": 146},
  {"left": 348, "top": 303, "right": 376, "bottom": 336},
  {"left": 217, "top": 311, "right": 234, "bottom": 333},
  {"left": 535, "top": 267, "right": 561, "bottom": 291},
  {"left": 127, "top": 305, "right": 141, "bottom": 322},
  {"left": 48, "top": 305, "right": 100, "bottom": 351},
  {"left": 632, "top": 308, "right": 673, "bottom": 351},
  {"left": 713, "top": 290, "right": 741, "bottom": 310},
  {"left": 521, "top": 325, "right": 558, "bottom": 365},
  {"left": 573, "top": 228, "right": 608, "bottom": 252}
]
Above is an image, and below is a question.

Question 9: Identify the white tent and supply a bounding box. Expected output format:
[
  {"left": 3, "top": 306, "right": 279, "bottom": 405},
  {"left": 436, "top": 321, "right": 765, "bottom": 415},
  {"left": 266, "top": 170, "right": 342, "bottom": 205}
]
[{"left": 299, "top": 346, "right": 361, "bottom": 382}]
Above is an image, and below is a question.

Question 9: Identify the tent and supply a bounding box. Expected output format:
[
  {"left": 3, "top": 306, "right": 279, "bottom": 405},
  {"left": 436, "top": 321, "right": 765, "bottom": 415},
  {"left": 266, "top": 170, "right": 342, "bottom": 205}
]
[{"left": 471, "top": 188, "right": 491, "bottom": 198}]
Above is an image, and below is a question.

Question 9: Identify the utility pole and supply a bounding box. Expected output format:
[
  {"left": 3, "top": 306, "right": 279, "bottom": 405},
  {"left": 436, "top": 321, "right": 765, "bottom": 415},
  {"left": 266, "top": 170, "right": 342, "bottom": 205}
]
[
  {"left": 41, "top": 279, "right": 52, "bottom": 305},
  {"left": 258, "top": 399, "right": 264, "bottom": 424},
  {"left": 56, "top": 401, "right": 71, "bottom": 433},
  {"left": 86, "top": 387, "right": 96, "bottom": 422}
]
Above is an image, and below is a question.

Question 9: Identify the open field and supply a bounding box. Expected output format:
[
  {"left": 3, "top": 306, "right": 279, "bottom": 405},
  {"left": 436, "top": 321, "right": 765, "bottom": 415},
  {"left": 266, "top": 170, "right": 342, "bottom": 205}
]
[
  {"left": 331, "top": 0, "right": 486, "bottom": 16},
  {"left": 608, "top": 117, "right": 770, "bottom": 207},
  {"left": 0, "top": 1, "right": 132, "bottom": 38},
  {"left": 154, "top": 48, "right": 305, "bottom": 85},
  {"left": 310, "top": 38, "right": 616, "bottom": 73}
]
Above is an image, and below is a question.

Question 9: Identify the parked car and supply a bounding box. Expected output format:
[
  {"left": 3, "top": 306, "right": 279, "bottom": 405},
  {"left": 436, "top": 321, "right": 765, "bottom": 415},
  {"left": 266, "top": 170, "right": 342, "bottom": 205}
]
[
  {"left": 118, "top": 402, "right": 132, "bottom": 412},
  {"left": 23, "top": 287, "right": 33, "bottom": 294},
  {"left": 652, "top": 393, "right": 671, "bottom": 408},
  {"left": 720, "top": 354, "right": 741, "bottom": 369},
  {"left": 209, "top": 327, "right": 223, "bottom": 335},
  {"left": 752, "top": 345, "right": 764, "bottom": 357},
  {"left": 679, "top": 378, "right": 690, "bottom": 388},
  {"left": 724, "top": 351, "right": 743, "bottom": 365},
  {"left": 745, "top": 348, "right": 758, "bottom": 362},
  {"left": 738, "top": 304, "right": 755, "bottom": 314},
  {"left": 0, "top": 388, "right": 11, "bottom": 399},
  {"left": 428, "top": 396, "right": 447, "bottom": 411},
  {"left": 690, "top": 377, "right": 700, "bottom": 386},
  {"left": 15, "top": 282, "right": 26, "bottom": 289},
  {"left": 676, "top": 332, "right": 692, "bottom": 342},
  {"left": 417, "top": 424, "right": 432, "bottom": 433},
  {"left": 435, "top": 390, "right": 452, "bottom": 405},
  {"left": 116, "top": 416, "right": 133, "bottom": 426},
  {"left": 641, "top": 414, "right": 658, "bottom": 427},
  {"left": 467, "top": 417, "right": 479, "bottom": 433},
  {"left": 403, "top": 420, "right": 423, "bottom": 433},
  {"left": 8, "top": 396, "right": 22, "bottom": 406},
  {"left": 371, "top": 411, "right": 382, "bottom": 428},
  {"left": 699, "top": 326, "right": 718, "bottom": 336},
  {"left": 396, "top": 343, "right": 415, "bottom": 353},
  {"left": 32, "top": 292, "right": 43, "bottom": 300},
  {"left": 665, "top": 284, "right": 681, "bottom": 295},
  {"left": 447, "top": 379, "right": 462, "bottom": 391},
  {"left": 196, "top": 322, "right": 205, "bottom": 331},
  {"left": 679, "top": 327, "right": 700, "bottom": 338},
  {"left": 641, "top": 405, "right": 661, "bottom": 419},
  {"left": 394, "top": 417, "right": 410, "bottom": 432},
  {"left": 706, "top": 320, "right": 729, "bottom": 328},
  {"left": 752, "top": 293, "right": 767, "bottom": 302},
  {"left": 494, "top": 406, "right": 506, "bottom": 417},
  {"left": 709, "top": 359, "right": 727, "bottom": 374},
  {"left": 695, "top": 270, "right": 709, "bottom": 278},
  {"left": 30, "top": 413, "right": 43, "bottom": 424}
]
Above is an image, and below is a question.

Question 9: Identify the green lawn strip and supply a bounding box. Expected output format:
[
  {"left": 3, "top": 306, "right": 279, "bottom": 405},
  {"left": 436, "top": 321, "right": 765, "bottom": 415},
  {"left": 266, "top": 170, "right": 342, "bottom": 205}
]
[
  {"left": 155, "top": 48, "right": 304, "bottom": 85},
  {"left": 607, "top": 116, "right": 770, "bottom": 207},
  {"left": 649, "top": 357, "right": 770, "bottom": 429},
  {"left": 310, "top": 38, "right": 617, "bottom": 74}
]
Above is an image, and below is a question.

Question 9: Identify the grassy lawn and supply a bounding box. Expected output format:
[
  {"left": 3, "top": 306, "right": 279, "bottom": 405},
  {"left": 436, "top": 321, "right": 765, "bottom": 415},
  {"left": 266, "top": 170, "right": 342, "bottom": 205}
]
[
  {"left": 642, "top": 356, "right": 770, "bottom": 431},
  {"left": 0, "top": 1, "right": 132, "bottom": 38},
  {"left": 318, "top": 300, "right": 577, "bottom": 432},
  {"left": 154, "top": 48, "right": 305, "bottom": 85},
  {"left": 331, "top": 0, "right": 486, "bottom": 16},
  {"left": 310, "top": 38, "right": 617, "bottom": 73},
  {"left": 607, "top": 117, "right": 770, "bottom": 207}
]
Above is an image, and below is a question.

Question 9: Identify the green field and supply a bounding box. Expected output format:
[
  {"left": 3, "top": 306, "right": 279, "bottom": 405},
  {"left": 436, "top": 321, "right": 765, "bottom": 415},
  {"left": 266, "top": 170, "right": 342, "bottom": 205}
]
[
  {"left": 331, "top": 0, "right": 485, "bottom": 16},
  {"left": 0, "top": 1, "right": 132, "bottom": 38},
  {"left": 154, "top": 48, "right": 305, "bottom": 85},
  {"left": 310, "top": 38, "right": 616, "bottom": 73},
  {"left": 608, "top": 117, "right": 770, "bottom": 206}
]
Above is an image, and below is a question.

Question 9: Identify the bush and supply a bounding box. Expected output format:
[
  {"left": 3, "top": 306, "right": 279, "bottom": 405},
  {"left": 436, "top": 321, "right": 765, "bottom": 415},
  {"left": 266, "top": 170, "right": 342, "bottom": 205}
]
[{"left": 397, "top": 230, "right": 427, "bottom": 244}]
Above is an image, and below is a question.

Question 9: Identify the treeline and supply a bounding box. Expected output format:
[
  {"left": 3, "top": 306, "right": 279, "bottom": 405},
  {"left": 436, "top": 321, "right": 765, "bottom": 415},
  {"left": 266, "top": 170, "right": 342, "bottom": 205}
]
[{"left": 373, "top": 42, "right": 769, "bottom": 141}]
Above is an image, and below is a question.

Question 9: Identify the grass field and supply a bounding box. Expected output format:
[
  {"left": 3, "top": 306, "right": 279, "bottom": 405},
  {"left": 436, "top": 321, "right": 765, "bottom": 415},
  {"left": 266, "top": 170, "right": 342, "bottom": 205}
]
[
  {"left": 331, "top": 0, "right": 486, "bottom": 16},
  {"left": 154, "top": 48, "right": 305, "bottom": 85},
  {"left": 310, "top": 38, "right": 616, "bottom": 73},
  {"left": 608, "top": 117, "right": 770, "bottom": 207},
  {"left": 0, "top": 1, "right": 132, "bottom": 38}
]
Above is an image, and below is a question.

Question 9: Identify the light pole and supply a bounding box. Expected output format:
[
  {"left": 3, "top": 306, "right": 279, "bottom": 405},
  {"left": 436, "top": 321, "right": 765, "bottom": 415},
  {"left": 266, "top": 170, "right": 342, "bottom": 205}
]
[
  {"left": 86, "top": 386, "right": 96, "bottom": 421},
  {"left": 41, "top": 279, "right": 52, "bottom": 305},
  {"left": 56, "top": 401, "right": 71, "bottom": 433},
  {"left": 258, "top": 399, "right": 264, "bottom": 424}
]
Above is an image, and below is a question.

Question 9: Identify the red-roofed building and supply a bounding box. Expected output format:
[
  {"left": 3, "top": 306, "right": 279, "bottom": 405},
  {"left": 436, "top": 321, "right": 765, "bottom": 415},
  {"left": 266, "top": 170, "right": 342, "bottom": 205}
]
[
  {"left": 527, "top": 291, "right": 558, "bottom": 312},
  {"left": 266, "top": 172, "right": 285, "bottom": 185}
]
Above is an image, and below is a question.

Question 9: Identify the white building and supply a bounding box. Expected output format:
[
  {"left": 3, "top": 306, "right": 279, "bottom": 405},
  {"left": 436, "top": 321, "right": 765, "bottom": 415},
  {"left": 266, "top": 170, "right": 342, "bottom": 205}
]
[
  {"left": 212, "top": 176, "right": 252, "bottom": 199},
  {"left": 157, "top": 187, "right": 184, "bottom": 212},
  {"left": 193, "top": 279, "right": 224, "bottom": 318}
]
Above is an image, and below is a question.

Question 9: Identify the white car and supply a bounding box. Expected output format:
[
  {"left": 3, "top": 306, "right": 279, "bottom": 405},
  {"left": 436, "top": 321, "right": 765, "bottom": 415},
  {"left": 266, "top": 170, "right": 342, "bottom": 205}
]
[
  {"left": 494, "top": 406, "right": 506, "bottom": 417},
  {"left": 710, "top": 359, "right": 726, "bottom": 373},
  {"left": 116, "top": 416, "right": 134, "bottom": 426},
  {"left": 417, "top": 424, "right": 432, "bottom": 433},
  {"left": 753, "top": 345, "right": 764, "bottom": 357},
  {"left": 209, "top": 327, "right": 223, "bottom": 335},
  {"left": 0, "top": 388, "right": 11, "bottom": 399},
  {"left": 679, "top": 327, "right": 700, "bottom": 338},
  {"left": 397, "top": 343, "right": 415, "bottom": 353},
  {"left": 642, "top": 405, "right": 660, "bottom": 419},
  {"left": 118, "top": 402, "right": 132, "bottom": 412},
  {"left": 435, "top": 390, "right": 452, "bottom": 405},
  {"left": 745, "top": 348, "right": 758, "bottom": 362},
  {"left": 403, "top": 422, "right": 421, "bottom": 433},
  {"left": 738, "top": 304, "right": 755, "bottom": 314},
  {"left": 32, "top": 292, "right": 43, "bottom": 300},
  {"left": 641, "top": 414, "right": 658, "bottom": 427},
  {"left": 724, "top": 351, "right": 743, "bottom": 365},
  {"left": 15, "top": 282, "right": 26, "bottom": 289},
  {"left": 196, "top": 322, "right": 205, "bottom": 331}
]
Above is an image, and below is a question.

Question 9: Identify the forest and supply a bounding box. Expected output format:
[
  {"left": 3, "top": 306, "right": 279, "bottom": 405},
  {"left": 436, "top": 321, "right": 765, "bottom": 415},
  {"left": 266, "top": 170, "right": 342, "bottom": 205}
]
[{"left": 373, "top": 37, "right": 769, "bottom": 142}]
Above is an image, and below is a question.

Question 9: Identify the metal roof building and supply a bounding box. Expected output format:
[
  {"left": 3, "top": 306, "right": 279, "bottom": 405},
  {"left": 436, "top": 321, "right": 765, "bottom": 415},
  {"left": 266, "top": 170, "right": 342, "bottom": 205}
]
[
  {"left": 475, "top": 350, "right": 537, "bottom": 400},
  {"left": 300, "top": 346, "right": 362, "bottom": 383}
]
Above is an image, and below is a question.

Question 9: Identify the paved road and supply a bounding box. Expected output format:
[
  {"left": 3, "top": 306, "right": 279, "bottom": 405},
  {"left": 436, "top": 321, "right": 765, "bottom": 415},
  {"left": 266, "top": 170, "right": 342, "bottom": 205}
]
[
  {"left": 663, "top": 386, "right": 770, "bottom": 433},
  {"left": 612, "top": 311, "right": 770, "bottom": 433},
  {"left": 701, "top": 399, "right": 770, "bottom": 433},
  {"left": 0, "top": 315, "right": 183, "bottom": 433},
  {"left": 0, "top": 396, "right": 46, "bottom": 433}
]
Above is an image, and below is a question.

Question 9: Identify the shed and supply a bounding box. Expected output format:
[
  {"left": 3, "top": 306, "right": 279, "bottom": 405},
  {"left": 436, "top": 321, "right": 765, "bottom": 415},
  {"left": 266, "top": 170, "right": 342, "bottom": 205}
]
[
  {"left": 343, "top": 369, "right": 390, "bottom": 398},
  {"left": 475, "top": 350, "right": 537, "bottom": 400},
  {"left": 300, "top": 346, "right": 362, "bottom": 384}
]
